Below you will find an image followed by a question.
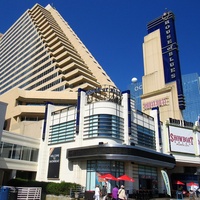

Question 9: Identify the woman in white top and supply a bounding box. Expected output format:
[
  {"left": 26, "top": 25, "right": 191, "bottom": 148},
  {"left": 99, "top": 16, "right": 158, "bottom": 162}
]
[{"left": 94, "top": 185, "right": 100, "bottom": 200}]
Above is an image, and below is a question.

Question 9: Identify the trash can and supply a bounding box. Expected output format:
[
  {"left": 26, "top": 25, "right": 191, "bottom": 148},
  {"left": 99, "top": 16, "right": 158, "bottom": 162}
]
[
  {"left": 8, "top": 187, "right": 18, "bottom": 200},
  {"left": 0, "top": 186, "right": 10, "bottom": 200},
  {"left": 85, "top": 191, "right": 95, "bottom": 200}
]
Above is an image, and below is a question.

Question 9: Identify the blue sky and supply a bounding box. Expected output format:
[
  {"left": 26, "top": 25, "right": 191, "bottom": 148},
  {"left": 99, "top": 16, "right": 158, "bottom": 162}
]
[{"left": 1, "top": 0, "right": 200, "bottom": 91}]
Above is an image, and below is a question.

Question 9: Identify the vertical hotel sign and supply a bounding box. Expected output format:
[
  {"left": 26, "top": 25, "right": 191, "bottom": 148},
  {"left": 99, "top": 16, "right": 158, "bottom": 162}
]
[
  {"left": 47, "top": 147, "right": 61, "bottom": 179},
  {"left": 147, "top": 12, "right": 185, "bottom": 110}
]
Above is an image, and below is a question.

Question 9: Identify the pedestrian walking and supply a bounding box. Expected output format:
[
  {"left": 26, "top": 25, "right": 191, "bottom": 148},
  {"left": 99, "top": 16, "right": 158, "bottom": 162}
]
[
  {"left": 118, "top": 185, "right": 127, "bottom": 200},
  {"left": 102, "top": 185, "right": 107, "bottom": 200},
  {"left": 94, "top": 185, "right": 100, "bottom": 200},
  {"left": 112, "top": 185, "right": 119, "bottom": 200}
]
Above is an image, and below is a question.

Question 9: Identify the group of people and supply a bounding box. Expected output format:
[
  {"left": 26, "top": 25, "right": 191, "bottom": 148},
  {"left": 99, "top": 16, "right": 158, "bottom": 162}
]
[
  {"left": 94, "top": 185, "right": 127, "bottom": 200},
  {"left": 176, "top": 187, "right": 200, "bottom": 200}
]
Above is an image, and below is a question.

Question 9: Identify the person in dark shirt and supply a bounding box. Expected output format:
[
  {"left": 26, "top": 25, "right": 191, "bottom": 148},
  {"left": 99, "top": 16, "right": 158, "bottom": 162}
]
[{"left": 102, "top": 185, "right": 107, "bottom": 200}]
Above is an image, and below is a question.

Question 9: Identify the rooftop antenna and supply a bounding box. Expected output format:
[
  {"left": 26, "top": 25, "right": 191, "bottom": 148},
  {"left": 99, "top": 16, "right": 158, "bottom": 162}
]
[
  {"left": 162, "top": 8, "right": 170, "bottom": 20},
  {"left": 163, "top": 8, "right": 168, "bottom": 15},
  {"left": 51, "top": 3, "right": 56, "bottom": 9}
]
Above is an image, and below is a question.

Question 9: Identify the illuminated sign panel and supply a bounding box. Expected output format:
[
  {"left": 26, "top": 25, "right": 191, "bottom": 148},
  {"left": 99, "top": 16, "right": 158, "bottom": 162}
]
[{"left": 147, "top": 12, "right": 185, "bottom": 110}]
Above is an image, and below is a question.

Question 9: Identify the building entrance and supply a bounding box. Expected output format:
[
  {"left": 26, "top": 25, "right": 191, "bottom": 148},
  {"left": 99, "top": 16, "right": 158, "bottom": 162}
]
[{"left": 140, "top": 178, "right": 152, "bottom": 190}]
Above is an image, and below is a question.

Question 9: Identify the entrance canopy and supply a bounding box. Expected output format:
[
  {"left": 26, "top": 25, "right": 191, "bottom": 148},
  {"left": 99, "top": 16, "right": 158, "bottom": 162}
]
[{"left": 67, "top": 144, "right": 176, "bottom": 169}]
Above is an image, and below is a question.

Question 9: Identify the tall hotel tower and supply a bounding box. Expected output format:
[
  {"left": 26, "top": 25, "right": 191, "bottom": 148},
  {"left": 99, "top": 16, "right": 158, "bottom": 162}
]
[
  {"left": 142, "top": 11, "right": 185, "bottom": 123},
  {"left": 0, "top": 4, "right": 116, "bottom": 135}
]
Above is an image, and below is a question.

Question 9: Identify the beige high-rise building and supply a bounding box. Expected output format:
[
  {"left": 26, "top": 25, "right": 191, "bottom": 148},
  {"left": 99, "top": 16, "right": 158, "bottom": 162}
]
[
  {"left": 141, "top": 12, "right": 185, "bottom": 123},
  {"left": 142, "top": 29, "right": 183, "bottom": 122},
  {"left": 0, "top": 4, "right": 116, "bottom": 134}
]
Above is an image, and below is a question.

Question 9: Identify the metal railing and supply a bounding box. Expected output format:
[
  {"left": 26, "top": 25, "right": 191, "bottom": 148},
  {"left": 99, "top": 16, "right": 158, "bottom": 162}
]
[
  {"left": 70, "top": 186, "right": 85, "bottom": 199},
  {"left": 16, "top": 187, "right": 41, "bottom": 200}
]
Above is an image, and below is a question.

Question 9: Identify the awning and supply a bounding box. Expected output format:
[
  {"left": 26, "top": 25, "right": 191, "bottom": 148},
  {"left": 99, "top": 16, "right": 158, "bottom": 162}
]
[{"left": 67, "top": 144, "right": 175, "bottom": 169}]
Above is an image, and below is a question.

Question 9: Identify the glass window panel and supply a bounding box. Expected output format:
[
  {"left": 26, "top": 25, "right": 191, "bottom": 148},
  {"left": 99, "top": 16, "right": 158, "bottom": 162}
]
[
  {"left": 21, "top": 146, "right": 31, "bottom": 161},
  {"left": 1, "top": 143, "right": 13, "bottom": 158},
  {"left": 86, "top": 160, "right": 124, "bottom": 191},
  {"left": 12, "top": 144, "right": 22, "bottom": 160},
  {"left": 0, "top": 142, "right": 3, "bottom": 156},
  {"left": 30, "top": 148, "right": 39, "bottom": 162}
]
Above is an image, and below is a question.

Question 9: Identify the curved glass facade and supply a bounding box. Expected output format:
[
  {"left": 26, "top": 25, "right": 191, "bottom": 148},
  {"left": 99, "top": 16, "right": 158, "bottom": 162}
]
[{"left": 84, "top": 114, "right": 124, "bottom": 139}]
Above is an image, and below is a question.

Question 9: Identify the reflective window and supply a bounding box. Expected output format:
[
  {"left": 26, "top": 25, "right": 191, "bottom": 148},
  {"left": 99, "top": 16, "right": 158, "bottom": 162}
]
[
  {"left": 1, "top": 143, "right": 13, "bottom": 158},
  {"left": 84, "top": 114, "right": 123, "bottom": 139},
  {"left": 12, "top": 144, "right": 22, "bottom": 159},
  {"left": 49, "top": 120, "right": 76, "bottom": 144},
  {"left": 0, "top": 142, "right": 38, "bottom": 162},
  {"left": 138, "top": 165, "right": 158, "bottom": 191},
  {"left": 21, "top": 146, "right": 31, "bottom": 161},
  {"left": 130, "top": 111, "right": 156, "bottom": 150},
  {"left": 86, "top": 160, "right": 124, "bottom": 191},
  {"left": 30, "top": 148, "right": 39, "bottom": 162}
]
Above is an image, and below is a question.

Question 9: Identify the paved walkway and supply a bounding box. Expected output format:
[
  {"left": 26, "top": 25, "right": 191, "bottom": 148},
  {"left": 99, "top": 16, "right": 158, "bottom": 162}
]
[
  {"left": 144, "top": 198, "right": 193, "bottom": 200},
  {"left": 128, "top": 198, "right": 193, "bottom": 200}
]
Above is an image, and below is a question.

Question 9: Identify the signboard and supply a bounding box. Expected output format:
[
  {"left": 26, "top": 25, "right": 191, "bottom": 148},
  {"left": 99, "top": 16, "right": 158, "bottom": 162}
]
[
  {"left": 86, "top": 85, "right": 122, "bottom": 105},
  {"left": 143, "top": 97, "right": 168, "bottom": 110},
  {"left": 169, "top": 126, "right": 195, "bottom": 154},
  {"left": 196, "top": 131, "right": 200, "bottom": 153},
  {"left": 147, "top": 12, "right": 185, "bottom": 110},
  {"left": 47, "top": 147, "right": 61, "bottom": 179}
]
